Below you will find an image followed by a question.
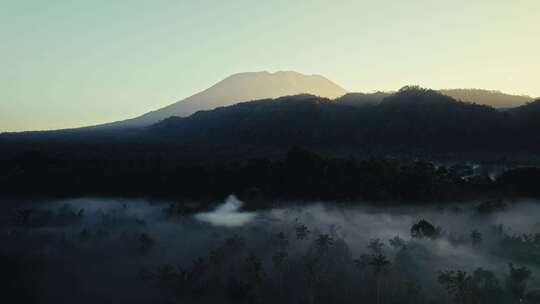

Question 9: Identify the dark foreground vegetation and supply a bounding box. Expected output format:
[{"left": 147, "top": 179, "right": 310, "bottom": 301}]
[
  {"left": 152, "top": 87, "right": 540, "bottom": 152},
  {"left": 2, "top": 86, "right": 540, "bottom": 303},
  {"left": 1, "top": 145, "right": 540, "bottom": 202},
  {"left": 2, "top": 86, "right": 540, "bottom": 202},
  {"left": 139, "top": 220, "right": 540, "bottom": 304},
  {"left": 2, "top": 198, "right": 539, "bottom": 304}
]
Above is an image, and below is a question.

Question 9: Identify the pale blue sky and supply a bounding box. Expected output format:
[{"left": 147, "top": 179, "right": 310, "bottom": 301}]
[{"left": 2, "top": 0, "right": 539, "bottom": 131}]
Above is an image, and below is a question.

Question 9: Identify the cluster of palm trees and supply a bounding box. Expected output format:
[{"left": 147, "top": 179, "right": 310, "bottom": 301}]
[
  {"left": 438, "top": 264, "right": 533, "bottom": 304},
  {"left": 7, "top": 202, "right": 539, "bottom": 304},
  {"left": 138, "top": 217, "right": 538, "bottom": 304}
]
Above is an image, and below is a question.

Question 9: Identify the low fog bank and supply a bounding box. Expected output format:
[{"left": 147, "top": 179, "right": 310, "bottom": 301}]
[{"left": 2, "top": 196, "right": 540, "bottom": 303}]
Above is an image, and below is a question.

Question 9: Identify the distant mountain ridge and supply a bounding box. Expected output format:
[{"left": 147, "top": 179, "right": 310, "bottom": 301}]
[
  {"left": 102, "top": 71, "right": 347, "bottom": 128},
  {"left": 335, "top": 89, "right": 534, "bottom": 109},
  {"left": 439, "top": 89, "right": 534, "bottom": 109},
  {"left": 92, "top": 70, "right": 535, "bottom": 130},
  {"left": 150, "top": 87, "right": 540, "bottom": 152},
  {"left": 3, "top": 70, "right": 536, "bottom": 133},
  {"left": 335, "top": 92, "right": 391, "bottom": 107},
  {"left": 2, "top": 87, "right": 540, "bottom": 160}
]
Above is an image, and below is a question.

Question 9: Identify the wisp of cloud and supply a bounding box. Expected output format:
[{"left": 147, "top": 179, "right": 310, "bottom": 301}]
[{"left": 195, "top": 195, "right": 256, "bottom": 227}]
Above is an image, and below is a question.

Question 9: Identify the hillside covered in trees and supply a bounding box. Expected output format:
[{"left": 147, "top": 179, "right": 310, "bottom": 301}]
[
  {"left": 150, "top": 87, "right": 540, "bottom": 153},
  {"left": 2, "top": 87, "right": 540, "bottom": 201}
]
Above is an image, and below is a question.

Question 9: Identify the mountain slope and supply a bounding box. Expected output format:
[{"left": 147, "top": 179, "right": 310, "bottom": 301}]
[
  {"left": 335, "top": 92, "right": 391, "bottom": 107},
  {"left": 3, "top": 89, "right": 540, "bottom": 161},
  {"left": 105, "top": 71, "right": 347, "bottom": 128},
  {"left": 440, "top": 89, "right": 534, "bottom": 108},
  {"left": 335, "top": 89, "right": 534, "bottom": 109},
  {"left": 151, "top": 94, "right": 361, "bottom": 146},
  {"left": 150, "top": 87, "right": 538, "bottom": 152}
]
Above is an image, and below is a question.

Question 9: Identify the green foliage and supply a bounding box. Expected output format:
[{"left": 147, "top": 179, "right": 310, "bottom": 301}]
[
  {"left": 438, "top": 270, "right": 473, "bottom": 304},
  {"left": 315, "top": 234, "right": 334, "bottom": 254},
  {"left": 389, "top": 236, "right": 406, "bottom": 249},
  {"left": 411, "top": 219, "right": 442, "bottom": 239},
  {"left": 505, "top": 263, "right": 532, "bottom": 302},
  {"left": 5, "top": 91, "right": 540, "bottom": 201},
  {"left": 295, "top": 222, "right": 311, "bottom": 240}
]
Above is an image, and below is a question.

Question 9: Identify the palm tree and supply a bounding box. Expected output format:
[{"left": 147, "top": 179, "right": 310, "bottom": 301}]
[
  {"left": 470, "top": 229, "right": 482, "bottom": 246},
  {"left": 411, "top": 219, "right": 441, "bottom": 239},
  {"left": 296, "top": 223, "right": 311, "bottom": 240},
  {"left": 505, "top": 263, "right": 532, "bottom": 303},
  {"left": 272, "top": 251, "right": 288, "bottom": 299},
  {"left": 13, "top": 208, "right": 34, "bottom": 226},
  {"left": 246, "top": 254, "right": 266, "bottom": 304},
  {"left": 371, "top": 253, "right": 391, "bottom": 304},
  {"left": 353, "top": 254, "right": 372, "bottom": 298},
  {"left": 389, "top": 235, "right": 406, "bottom": 250},
  {"left": 315, "top": 234, "right": 334, "bottom": 255},
  {"left": 472, "top": 268, "right": 503, "bottom": 303},
  {"left": 438, "top": 270, "right": 473, "bottom": 304},
  {"left": 303, "top": 255, "right": 321, "bottom": 304},
  {"left": 368, "top": 237, "right": 391, "bottom": 304},
  {"left": 368, "top": 238, "right": 385, "bottom": 255}
]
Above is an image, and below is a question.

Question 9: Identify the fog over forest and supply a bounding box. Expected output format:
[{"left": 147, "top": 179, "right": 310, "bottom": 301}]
[{"left": 3, "top": 196, "right": 539, "bottom": 303}]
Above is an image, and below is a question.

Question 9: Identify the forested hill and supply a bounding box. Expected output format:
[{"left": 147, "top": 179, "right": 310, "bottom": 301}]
[
  {"left": 439, "top": 89, "right": 534, "bottom": 108},
  {"left": 2, "top": 87, "right": 540, "bottom": 199},
  {"left": 2, "top": 87, "right": 540, "bottom": 159},
  {"left": 150, "top": 87, "right": 540, "bottom": 153}
]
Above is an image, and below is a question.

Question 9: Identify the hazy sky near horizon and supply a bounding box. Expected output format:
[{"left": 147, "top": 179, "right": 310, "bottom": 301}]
[{"left": 2, "top": 0, "right": 539, "bottom": 131}]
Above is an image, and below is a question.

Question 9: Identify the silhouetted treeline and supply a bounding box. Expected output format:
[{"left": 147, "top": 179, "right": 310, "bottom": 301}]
[
  {"left": 2, "top": 143, "right": 540, "bottom": 202},
  {"left": 3, "top": 87, "right": 540, "bottom": 156},
  {"left": 2, "top": 87, "right": 540, "bottom": 201},
  {"left": 149, "top": 87, "right": 540, "bottom": 153}
]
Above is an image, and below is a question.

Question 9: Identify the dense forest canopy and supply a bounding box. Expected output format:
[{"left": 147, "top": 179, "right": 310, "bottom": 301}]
[
  {"left": 148, "top": 87, "right": 540, "bottom": 153},
  {"left": 2, "top": 87, "right": 540, "bottom": 200}
]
